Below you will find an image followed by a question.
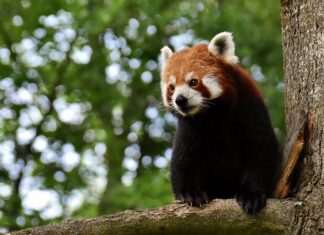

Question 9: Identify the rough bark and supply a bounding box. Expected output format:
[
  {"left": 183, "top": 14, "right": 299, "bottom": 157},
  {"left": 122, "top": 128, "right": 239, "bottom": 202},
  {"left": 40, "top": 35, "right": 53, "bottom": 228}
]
[
  {"left": 10, "top": 199, "right": 297, "bottom": 235},
  {"left": 281, "top": 0, "right": 324, "bottom": 234}
]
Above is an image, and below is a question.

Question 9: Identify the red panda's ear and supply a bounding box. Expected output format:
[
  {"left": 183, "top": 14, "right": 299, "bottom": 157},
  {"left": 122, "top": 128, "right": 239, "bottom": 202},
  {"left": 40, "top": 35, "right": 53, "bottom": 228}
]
[
  {"left": 208, "top": 32, "right": 238, "bottom": 64},
  {"left": 160, "top": 46, "right": 173, "bottom": 69}
]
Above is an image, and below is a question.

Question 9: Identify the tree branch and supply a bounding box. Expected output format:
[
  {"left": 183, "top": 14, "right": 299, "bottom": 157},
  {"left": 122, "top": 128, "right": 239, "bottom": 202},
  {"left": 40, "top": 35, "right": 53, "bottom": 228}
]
[{"left": 11, "top": 199, "right": 299, "bottom": 235}]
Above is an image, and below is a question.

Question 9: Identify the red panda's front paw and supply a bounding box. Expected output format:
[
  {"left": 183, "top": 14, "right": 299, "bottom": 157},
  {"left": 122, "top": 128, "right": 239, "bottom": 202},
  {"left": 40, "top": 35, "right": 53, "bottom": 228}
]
[
  {"left": 176, "top": 191, "right": 209, "bottom": 207},
  {"left": 236, "top": 191, "right": 267, "bottom": 214}
]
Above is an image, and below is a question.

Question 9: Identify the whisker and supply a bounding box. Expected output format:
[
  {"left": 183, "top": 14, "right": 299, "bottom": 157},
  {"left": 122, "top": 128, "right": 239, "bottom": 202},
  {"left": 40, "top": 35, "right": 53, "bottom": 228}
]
[
  {"left": 187, "top": 92, "right": 201, "bottom": 100},
  {"left": 155, "top": 102, "right": 167, "bottom": 111},
  {"left": 204, "top": 101, "right": 216, "bottom": 106},
  {"left": 156, "top": 106, "right": 166, "bottom": 111},
  {"left": 202, "top": 98, "right": 216, "bottom": 106},
  {"left": 155, "top": 104, "right": 164, "bottom": 108}
]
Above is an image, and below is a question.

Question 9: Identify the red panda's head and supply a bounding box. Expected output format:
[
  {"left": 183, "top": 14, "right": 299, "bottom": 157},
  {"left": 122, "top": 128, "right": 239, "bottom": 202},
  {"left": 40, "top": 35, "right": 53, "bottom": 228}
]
[{"left": 160, "top": 32, "right": 239, "bottom": 117}]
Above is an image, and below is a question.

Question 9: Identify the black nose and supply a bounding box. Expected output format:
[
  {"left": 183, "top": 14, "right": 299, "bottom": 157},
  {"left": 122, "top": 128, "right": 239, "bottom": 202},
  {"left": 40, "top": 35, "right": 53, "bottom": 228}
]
[{"left": 175, "top": 95, "right": 188, "bottom": 107}]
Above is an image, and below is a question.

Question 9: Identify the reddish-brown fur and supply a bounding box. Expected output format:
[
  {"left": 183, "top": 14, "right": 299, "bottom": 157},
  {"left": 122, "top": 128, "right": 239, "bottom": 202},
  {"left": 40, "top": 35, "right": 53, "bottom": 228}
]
[
  {"left": 165, "top": 41, "right": 282, "bottom": 214},
  {"left": 162, "top": 44, "right": 262, "bottom": 102}
]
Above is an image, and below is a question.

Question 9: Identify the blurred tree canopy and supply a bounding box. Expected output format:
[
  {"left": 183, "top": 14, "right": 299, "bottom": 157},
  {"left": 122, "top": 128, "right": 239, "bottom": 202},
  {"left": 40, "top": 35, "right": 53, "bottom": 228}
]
[{"left": 0, "top": 0, "right": 284, "bottom": 232}]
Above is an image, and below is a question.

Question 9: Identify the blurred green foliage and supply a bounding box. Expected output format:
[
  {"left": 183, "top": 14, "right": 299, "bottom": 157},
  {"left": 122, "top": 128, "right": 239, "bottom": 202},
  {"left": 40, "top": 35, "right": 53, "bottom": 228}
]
[{"left": 0, "top": 0, "right": 284, "bottom": 232}]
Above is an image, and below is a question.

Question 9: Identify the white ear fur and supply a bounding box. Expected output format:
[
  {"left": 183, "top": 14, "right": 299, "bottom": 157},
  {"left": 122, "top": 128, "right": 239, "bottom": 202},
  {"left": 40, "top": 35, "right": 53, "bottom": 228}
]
[
  {"left": 160, "top": 46, "right": 173, "bottom": 68},
  {"left": 208, "top": 32, "right": 238, "bottom": 64}
]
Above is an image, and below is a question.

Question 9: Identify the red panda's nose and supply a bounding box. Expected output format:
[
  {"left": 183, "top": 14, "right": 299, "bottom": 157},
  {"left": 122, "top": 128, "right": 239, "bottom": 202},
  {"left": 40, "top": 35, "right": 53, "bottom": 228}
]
[{"left": 175, "top": 95, "right": 188, "bottom": 107}]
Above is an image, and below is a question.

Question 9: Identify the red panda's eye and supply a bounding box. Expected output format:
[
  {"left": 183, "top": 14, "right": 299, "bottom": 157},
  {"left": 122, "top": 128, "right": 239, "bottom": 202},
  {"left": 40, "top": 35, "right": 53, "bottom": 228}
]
[
  {"left": 169, "top": 84, "right": 175, "bottom": 91},
  {"left": 189, "top": 79, "right": 198, "bottom": 87}
]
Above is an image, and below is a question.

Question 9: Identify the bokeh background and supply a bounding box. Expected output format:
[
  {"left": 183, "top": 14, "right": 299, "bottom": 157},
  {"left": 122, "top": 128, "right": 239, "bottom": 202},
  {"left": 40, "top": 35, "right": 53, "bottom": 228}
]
[{"left": 0, "top": 0, "right": 284, "bottom": 232}]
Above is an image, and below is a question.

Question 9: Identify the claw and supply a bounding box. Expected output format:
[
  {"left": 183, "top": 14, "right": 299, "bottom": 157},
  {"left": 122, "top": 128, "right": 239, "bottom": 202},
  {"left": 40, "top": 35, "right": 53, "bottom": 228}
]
[
  {"left": 236, "top": 191, "right": 267, "bottom": 214},
  {"left": 179, "top": 195, "right": 184, "bottom": 203},
  {"left": 202, "top": 192, "right": 209, "bottom": 204},
  {"left": 178, "top": 191, "right": 210, "bottom": 207}
]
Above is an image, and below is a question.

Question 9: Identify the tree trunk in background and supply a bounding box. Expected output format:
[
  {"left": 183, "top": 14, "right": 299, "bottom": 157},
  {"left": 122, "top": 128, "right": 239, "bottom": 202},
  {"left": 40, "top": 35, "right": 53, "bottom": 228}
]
[{"left": 281, "top": 0, "right": 324, "bottom": 234}]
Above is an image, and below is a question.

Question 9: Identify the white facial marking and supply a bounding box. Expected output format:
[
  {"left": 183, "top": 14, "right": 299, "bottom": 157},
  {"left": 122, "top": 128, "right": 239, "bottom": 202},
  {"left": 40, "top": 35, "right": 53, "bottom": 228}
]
[
  {"left": 161, "top": 81, "right": 168, "bottom": 107},
  {"left": 169, "top": 75, "right": 176, "bottom": 85},
  {"left": 160, "top": 46, "right": 173, "bottom": 107},
  {"left": 202, "top": 75, "right": 223, "bottom": 99},
  {"left": 185, "top": 72, "right": 194, "bottom": 82},
  {"left": 172, "top": 84, "right": 203, "bottom": 116}
]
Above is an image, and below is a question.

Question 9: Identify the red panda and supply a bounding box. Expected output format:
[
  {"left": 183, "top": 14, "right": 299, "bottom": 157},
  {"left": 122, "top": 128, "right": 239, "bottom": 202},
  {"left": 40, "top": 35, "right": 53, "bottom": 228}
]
[{"left": 160, "top": 32, "right": 282, "bottom": 214}]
